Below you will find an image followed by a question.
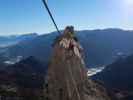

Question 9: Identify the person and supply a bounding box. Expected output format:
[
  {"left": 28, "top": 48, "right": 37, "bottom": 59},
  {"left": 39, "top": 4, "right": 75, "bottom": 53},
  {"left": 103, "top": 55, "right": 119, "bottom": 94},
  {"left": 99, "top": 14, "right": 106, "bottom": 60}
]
[
  {"left": 59, "top": 26, "right": 84, "bottom": 58},
  {"left": 53, "top": 26, "right": 75, "bottom": 46},
  {"left": 63, "top": 26, "right": 75, "bottom": 38}
]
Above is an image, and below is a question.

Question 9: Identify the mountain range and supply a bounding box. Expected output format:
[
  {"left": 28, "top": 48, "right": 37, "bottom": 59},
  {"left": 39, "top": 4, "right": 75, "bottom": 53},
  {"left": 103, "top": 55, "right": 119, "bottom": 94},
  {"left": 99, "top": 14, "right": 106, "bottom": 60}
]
[
  {"left": 0, "top": 33, "right": 38, "bottom": 47},
  {"left": 0, "top": 28, "right": 133, "bottom": 67},
  {"left": 93, "top": 54, "right": 133, "bottom": 91},
  {"left": 0, "top": 56, "right": 47, "bottom": 97},
  {"left": 93, "top": 54, "right": 133, "bottom": 100},
  {"left": 0, "top": 56, "right": 47, "bottom": 87},
  {"left": 0, "top": 28, "right": 132, "bottom": 99}
]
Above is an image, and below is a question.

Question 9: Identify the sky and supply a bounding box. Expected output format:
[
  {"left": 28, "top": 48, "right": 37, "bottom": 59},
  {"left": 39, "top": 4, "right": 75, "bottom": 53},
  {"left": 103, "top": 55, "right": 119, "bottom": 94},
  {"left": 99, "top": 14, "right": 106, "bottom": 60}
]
[{"left": 0, "top": 0, "right": 133, "bottom": 35}]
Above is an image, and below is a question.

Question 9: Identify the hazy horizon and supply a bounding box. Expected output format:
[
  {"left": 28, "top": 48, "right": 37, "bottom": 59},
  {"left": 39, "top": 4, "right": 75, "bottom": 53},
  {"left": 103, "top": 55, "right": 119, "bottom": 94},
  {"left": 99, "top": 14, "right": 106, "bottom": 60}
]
[{"left": 0, "top": 28, "right": 133, "bottom": 37}]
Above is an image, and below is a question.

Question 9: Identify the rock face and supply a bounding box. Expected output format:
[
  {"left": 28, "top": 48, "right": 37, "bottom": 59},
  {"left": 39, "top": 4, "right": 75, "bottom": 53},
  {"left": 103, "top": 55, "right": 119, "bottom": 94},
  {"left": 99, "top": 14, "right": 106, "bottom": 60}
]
[{"left": 46, "top": 31, "right": 112, "bottom": 100}]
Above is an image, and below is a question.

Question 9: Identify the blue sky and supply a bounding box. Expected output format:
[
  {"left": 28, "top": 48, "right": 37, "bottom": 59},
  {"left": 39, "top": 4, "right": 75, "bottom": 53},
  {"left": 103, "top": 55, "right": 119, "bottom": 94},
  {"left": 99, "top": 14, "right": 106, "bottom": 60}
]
[{"left": 0, "top": 0, "right": 133, "bottom": 35}]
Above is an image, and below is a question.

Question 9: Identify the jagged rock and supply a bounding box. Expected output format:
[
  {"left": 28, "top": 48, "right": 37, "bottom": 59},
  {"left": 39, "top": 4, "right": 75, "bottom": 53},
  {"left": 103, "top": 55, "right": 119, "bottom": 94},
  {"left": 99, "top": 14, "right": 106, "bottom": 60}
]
[{"left": 46, "top": 28, "right": 112, "bottom": 100}]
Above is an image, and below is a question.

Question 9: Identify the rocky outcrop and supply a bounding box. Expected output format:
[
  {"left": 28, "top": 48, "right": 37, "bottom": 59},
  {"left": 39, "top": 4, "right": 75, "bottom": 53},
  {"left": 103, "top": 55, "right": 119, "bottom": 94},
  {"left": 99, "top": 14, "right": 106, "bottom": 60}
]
[{"left": 46, "top": 32, "right": 113, "bottom": 100}]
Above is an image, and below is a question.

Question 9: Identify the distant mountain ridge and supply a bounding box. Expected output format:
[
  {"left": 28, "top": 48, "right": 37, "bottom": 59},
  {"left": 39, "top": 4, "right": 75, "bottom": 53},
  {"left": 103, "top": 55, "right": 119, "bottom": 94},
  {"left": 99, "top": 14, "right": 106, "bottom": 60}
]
[
  {"left": 0, "top": 33, "right": 38, "bottom": 47},
  {"left": 0, "top": 28, "right": 133, "bottom": 67},
  {"left": 0, "top": 56, "right": 47, "bottom": 88},
  {"left": 0, "top": 56, "right": 47, "bottom": 98},
  {"left": 93, "top": 54, "right": 133, "bottom": 91},
  {"left": 93, "top": 54, "right": 133, "bottom": 100}
]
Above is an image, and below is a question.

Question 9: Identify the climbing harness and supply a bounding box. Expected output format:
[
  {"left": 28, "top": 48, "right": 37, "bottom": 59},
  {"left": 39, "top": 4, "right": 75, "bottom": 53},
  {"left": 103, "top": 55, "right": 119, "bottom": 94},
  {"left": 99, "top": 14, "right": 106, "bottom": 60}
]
[{"left": 42, "top": 0, "right": 61, "bottom": 34}]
